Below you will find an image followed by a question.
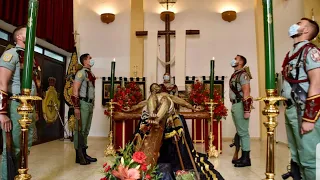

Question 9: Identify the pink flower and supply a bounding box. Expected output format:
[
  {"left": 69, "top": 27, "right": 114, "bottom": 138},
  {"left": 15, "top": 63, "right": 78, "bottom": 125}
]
[
  {"left": 132, "top": 152, "right": 147, "bottom": 164},
  {"left": 100, "top": 177, "right": 107, "bottom": 180},
  {"left": 112, "top": 165, "right": 141, "bottom": 180}
]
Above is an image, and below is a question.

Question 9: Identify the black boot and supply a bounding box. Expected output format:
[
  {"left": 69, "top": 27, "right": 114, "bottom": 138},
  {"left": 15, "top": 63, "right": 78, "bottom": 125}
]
[
  {"left": 290, "top": 160, "right": 302, "bottom": 180},
  {"left": 83, "top": 148, "right": 97, "bottom": 162},
  {"left": 234, "top": 151, "right": 251, "bottom": 167},
  {"left": 232, "top": 150, "right": 244, "bottom": 164},
  {"left": 75, "top": 149, "right": 90, "bottom": 165}
]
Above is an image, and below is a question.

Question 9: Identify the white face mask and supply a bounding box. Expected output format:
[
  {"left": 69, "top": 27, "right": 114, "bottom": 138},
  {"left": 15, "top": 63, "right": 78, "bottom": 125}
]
[
  {"left": 164, "top": 75, "right": 170, "bottom": 81},
  {"left": 288, "top": 24, "right": 301, "bottom": 37},
  {"left": 230, "top": 59, "right": 237, "bottom": 67},
  {"left": 89, "top": 59, "right": 95, "bottom": 67}
]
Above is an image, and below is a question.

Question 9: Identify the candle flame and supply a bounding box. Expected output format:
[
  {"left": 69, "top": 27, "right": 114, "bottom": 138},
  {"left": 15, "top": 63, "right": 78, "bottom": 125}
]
[
  {"left": 113, "top": 58, "right": 116, "bottom": 62},
  {"left": 212, "top": 57, "right": 215, "bottom": 60}
]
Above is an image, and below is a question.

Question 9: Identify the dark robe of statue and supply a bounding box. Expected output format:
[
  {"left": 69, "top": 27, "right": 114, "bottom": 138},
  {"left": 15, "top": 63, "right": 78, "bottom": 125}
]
[{"left": 129, "top": 83, "right": 224, "bottom": 180}]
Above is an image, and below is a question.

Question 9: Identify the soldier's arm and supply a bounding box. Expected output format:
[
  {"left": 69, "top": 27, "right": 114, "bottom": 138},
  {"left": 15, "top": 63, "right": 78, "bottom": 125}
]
[
  {"left": 0, "top": 50, "right": 17, "bottom": 132},
  {"left": 240, "top": 73, "right": 253, "bottom": 113},
  {"left": 302, "top": 48, "right": 320, "bottom": 123},
  {"left": 72, "top": 71, "right": 84, "bottom": 109},
  {"left": 0, "top": 67, "right": 12, "bottom": 92}
]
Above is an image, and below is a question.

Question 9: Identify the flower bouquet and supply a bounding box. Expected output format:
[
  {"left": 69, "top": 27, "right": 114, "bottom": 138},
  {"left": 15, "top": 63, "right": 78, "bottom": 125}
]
[
  {"left": 100, "top": 142, "right": 162, "bottom": 180},
  {"left": 189, "top": 81, "right": 228, "bottom": 121},
  {"left": 104, "top": 82, "right": 143, "bottom": 116}
]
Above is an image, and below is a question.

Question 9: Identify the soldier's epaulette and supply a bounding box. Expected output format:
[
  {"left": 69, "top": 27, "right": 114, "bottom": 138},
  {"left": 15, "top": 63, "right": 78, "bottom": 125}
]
[
  {"left": 4, "top": 44, "right": 14, "bottom": 51},
  {"left": 243, "top": 66, "right": 252, "bottom": 79}
]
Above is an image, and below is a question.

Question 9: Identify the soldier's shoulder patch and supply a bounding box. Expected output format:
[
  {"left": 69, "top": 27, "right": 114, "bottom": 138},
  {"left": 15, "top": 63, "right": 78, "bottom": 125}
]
[
  {"left": 2, "top": 53, "right": 13, "bottom": 62},
  {"left": 77, "top": 72, "right": 83, "bottom": 78},
  {"left": 310, "top": 48, "right": 320, "bottom": 62},
  {"left": 244, "top": 74, "right": 249, "bottom": 80}
]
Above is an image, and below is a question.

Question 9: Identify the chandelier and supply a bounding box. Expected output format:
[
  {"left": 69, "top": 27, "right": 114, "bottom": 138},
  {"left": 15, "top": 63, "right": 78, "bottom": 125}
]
[{"left": 158, "top": 0, "right": 177, "bottom": 10}]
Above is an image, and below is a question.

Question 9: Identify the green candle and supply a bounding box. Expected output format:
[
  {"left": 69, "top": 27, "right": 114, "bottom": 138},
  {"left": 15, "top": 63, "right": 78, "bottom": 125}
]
[
  {"left": 110, "top": 59, "right": 116, "bottom": 99},
  {"left": 262, "top": 0, "right": 276, "bottom": 89},
  {"left": 210, "top": 58, "right": 215, "bottom": 99},
  {"left": 22, "top": 0, "right": 39, "bottom": 92}
]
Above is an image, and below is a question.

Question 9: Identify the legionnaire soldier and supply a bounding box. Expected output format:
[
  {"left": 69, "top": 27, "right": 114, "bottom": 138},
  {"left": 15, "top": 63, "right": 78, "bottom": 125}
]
[
  {"left": 72, "top": 53, "right": 97, "bottom": 165},
  {"left": 281, "top": 18, "right": 320, "bottom": 180},
  {"left": 229, "top": 54, "right": 253, "bottom": 167},
  {"left": 0, "top": 26, "right": 40, "bottom": 180}
]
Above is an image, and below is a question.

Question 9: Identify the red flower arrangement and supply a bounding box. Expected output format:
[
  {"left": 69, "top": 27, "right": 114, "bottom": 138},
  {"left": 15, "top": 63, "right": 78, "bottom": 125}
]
[
  {"left": 189, "top": 81, "right": 228, "bottom": 121},
  {"left": 104, "top": 82, "right": 143, "bottom": 116}
]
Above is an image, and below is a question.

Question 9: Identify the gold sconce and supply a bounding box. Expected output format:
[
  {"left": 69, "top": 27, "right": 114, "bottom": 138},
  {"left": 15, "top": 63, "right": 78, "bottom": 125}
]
[
  {"left": 101, "top": 13, "right": 115, "bottom": 24},
  {"left": 221, "top": 10, "right": 237, "bottom": 22},
  {"left": 160, "top": 11, "right": 175, "bottom": 22}
]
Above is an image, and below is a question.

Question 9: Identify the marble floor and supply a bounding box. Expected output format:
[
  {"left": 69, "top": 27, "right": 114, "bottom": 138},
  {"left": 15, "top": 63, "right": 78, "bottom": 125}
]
[{"left": 0, "top": 137, "right": 290, "bottom": 180}]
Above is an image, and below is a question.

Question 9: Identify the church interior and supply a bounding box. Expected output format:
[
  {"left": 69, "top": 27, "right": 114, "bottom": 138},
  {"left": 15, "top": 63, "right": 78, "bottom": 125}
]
[{"left": 0, "top": 0, "right": 320, "bottom": 179}]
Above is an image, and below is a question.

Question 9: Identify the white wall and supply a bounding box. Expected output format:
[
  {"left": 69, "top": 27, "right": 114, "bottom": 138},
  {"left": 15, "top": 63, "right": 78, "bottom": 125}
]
[
  {"left": 73, "top": 0, "right": 304, "bottom": 140},
  {"left": 273, "top": 0, "right": 304, "bottom": 144},
  {"left": 75, "top": 0, "right": 131, "bottom": 137},
  {"left": 144, "top": 0, "right": 260, "bottom": 138}
]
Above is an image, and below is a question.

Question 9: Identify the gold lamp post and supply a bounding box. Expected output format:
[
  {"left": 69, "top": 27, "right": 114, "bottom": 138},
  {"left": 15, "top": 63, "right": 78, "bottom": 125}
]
[{"left": 256, "top": 1, "right": 286, "bottom": 179}]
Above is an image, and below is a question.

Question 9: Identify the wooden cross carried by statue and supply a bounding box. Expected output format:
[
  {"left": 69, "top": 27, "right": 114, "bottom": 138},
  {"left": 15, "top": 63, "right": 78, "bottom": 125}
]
[{"left": 136, "top": 11, "right": 200, "bottom": 74}]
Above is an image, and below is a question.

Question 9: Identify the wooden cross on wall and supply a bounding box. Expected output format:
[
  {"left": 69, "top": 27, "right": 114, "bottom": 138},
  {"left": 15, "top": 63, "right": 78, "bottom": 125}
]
[{"left": 136, "top": 11, "right": 200, "bottom": 74}]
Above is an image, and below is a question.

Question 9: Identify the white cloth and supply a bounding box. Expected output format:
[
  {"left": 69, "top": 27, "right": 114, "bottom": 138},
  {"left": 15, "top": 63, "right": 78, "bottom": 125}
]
[
  {"left": 145, "top": 31, "right": 158, "bottom": 92},
  {"left": 175, "top": 29, "right": 186, "bottom": 91}
]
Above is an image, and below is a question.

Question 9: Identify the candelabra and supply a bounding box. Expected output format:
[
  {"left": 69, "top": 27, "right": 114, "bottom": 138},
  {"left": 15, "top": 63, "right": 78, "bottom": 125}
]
[
  {"left": 104, "top": 99, "right": 117, "bottom": 156},
  {"left": 256, "top": 89, "right": 286, "bottom": 180},
  {"left": 12, "top": 89, "right": 41, "bottom": 180},
  {"left": 205, "top": 99, "right": 219, "bottom": 158}
]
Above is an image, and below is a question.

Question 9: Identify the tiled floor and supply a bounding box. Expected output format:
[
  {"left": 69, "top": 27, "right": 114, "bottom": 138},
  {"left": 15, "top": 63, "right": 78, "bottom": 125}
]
[{"left": 0, "top": 138, "right": 290, "bottom": 180}]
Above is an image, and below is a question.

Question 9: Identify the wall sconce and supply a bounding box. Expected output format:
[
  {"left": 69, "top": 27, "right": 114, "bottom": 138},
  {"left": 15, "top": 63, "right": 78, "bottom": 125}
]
[
  {"left": 160, "top": 11, "right": 175, "bottom": 22},
  {"left": 221, "top": 10, "right": 237, "bottom": 22},
  {"left": 100, "top": 13, "right": 115, "bottom": 24}
]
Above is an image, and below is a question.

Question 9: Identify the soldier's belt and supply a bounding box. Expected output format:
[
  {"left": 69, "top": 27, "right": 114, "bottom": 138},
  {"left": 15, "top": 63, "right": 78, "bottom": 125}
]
[
  {"left": 80, "top": 97, "right": 94, "bottom": 103},
  {"left": 302, "top": 94, "right": 320, "bottom": 123},
  {"left": 230, "top": 99, "right": 242, "bottom": 104},
  {"left": 284, "top": 99, "right": 294, "bottom": 108}
]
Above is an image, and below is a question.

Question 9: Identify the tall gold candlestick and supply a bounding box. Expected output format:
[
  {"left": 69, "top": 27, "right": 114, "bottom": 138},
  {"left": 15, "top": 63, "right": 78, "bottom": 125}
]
[
  {"left": 205, "top": 99, "right": 219, "bottom": 158},
  {"left": 104, "top": 100, "right": 117, "bottom": 156},
  {"left": 256, "top": 90, "right": 285, "bottom": 179},
  {"left": 11, "top": 91, "right": 41, "bottom": 180}
]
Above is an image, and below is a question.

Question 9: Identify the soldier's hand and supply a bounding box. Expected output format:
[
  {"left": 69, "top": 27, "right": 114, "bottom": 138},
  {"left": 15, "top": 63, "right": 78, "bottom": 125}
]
[
  {"left": 301, "top": 121, "right": 315, "bottom": 134},
  {"left": 244, "top": 112, "right": 250, "bottom": 119},
  {"left": 0, "top": 114, "right": 12, "bottom": 132},
  {"left": 74, "top": 108, "right": 81, "bottom": 120}
]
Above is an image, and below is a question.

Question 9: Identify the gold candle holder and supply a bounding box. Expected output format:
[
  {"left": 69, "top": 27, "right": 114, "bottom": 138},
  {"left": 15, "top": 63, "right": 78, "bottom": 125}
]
[
  {"left": 205, "top": 99, "right": 219, "bottom": 158},
  {"left": 104, "top": 99, "right": 117, "bottom": 156},
  {"left": 256, "top": 89, "right": 286, "bottom": 180},
  {"left": 11, "top": 89, "right": 41, "bottom": 180}
]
